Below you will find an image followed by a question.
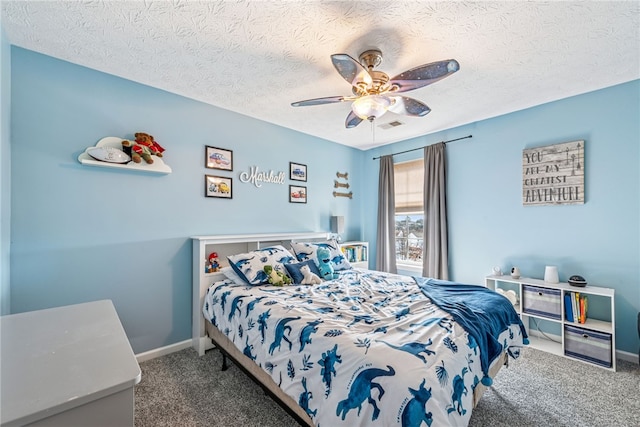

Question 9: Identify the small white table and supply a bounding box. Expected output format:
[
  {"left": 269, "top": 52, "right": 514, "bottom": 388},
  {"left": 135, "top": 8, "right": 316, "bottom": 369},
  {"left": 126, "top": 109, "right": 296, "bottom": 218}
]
[{"left": 1, "top": 300, "right": 141, "bottom": 426}]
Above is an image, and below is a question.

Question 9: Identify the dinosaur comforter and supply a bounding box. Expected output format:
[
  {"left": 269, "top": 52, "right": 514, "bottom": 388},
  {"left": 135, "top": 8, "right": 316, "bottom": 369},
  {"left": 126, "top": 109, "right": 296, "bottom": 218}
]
[{"left": 203, "top": 269, "right": 526, "bottom": 427}]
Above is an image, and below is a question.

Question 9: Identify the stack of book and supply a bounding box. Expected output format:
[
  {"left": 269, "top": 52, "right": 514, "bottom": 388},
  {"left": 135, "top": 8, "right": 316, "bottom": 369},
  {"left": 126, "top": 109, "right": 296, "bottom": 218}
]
[
  {"left": 341, "top": 245, "right": 367, "bottom": 263},
  {"left": 564, "top": 291, "right": 588, "bottom": 323}
]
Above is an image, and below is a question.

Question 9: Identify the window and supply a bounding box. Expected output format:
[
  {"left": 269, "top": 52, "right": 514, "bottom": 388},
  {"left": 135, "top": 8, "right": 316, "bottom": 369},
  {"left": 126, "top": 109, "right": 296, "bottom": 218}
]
[{"left": 394, "top": 159, "right": 424, "bottom": 266}]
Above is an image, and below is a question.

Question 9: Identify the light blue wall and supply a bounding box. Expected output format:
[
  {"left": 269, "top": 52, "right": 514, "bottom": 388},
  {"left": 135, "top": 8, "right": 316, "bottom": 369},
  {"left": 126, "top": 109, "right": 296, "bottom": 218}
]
[
  {"left": 9, "top": 45, "right": 639, "bottom": 356},
  {"left": 1, "top": 26, "right": 11, "bottom": 316},
  {"left": 9, "top": 47, "right": 364, "bottom": 353},
  {"left": 365, "top": 80, "right": 640, "bottom": 354}
]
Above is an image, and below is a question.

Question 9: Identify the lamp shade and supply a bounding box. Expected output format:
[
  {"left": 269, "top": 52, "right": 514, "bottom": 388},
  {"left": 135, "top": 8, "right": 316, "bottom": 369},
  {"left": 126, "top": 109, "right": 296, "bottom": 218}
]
[
  {"left": 351, "top": 95, "right": 391, "bottom": 120},
  {"left": 331, "top": 216, "right": 345, "bottom": 234}
]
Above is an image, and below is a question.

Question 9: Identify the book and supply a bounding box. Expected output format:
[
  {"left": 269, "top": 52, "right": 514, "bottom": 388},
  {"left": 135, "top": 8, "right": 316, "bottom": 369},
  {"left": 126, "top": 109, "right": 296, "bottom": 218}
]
[
  {"left": 564, "top": 293, "right": 574, "bottom": 322},
  {"left": 572, "top": 292, "right": 579, "bottom": 323},
  {"left": 579, "top": 295, "right": 588, "bottom": 324}
]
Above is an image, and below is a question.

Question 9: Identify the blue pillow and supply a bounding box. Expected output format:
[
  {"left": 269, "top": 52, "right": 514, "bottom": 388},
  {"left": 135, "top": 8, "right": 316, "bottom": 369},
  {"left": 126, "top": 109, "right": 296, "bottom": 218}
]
[
  {"left": 284, "top": 260, "right": 322, "bottom": 284},
  {"left": 227, "top": 245, "right": 296, "bottom": 285}
]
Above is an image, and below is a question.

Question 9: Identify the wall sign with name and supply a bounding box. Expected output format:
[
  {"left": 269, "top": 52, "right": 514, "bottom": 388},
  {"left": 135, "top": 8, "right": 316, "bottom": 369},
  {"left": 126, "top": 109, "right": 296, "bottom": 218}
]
[
  {"left": 522, "top": 140, "right": 585, "bottom": 206},
  {"left": 239, "top": 165, "right": 285, "bottom": 188}
]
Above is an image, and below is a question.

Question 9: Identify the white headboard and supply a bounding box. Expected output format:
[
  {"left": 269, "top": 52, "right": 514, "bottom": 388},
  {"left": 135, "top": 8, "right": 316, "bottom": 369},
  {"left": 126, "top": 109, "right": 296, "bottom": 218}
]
[{"left": 191, "top": 232, "right": 329, "bottom": 355}]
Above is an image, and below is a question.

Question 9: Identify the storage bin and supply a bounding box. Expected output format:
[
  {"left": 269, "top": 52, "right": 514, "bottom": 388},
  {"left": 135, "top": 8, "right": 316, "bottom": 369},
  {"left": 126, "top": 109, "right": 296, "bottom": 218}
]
[
  {"left": 564, "top": 325, "right": 612, "bottom": 368},
  {"left": 522, "top": 285, "right": 561, "bottom": 320}
]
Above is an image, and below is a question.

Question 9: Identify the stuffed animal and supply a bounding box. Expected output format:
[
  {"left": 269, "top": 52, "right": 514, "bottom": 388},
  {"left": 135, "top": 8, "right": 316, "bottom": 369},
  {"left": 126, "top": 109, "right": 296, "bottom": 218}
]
[
  {"left": 121, "top": 132, "right": 165, "bottom": 164},
  {"left": 496, "top": 288, "right": 518, "bottom": 306},
  {"left": 263, "top": 265, "right": 291, "bottom": 286},
  {"left": 300, "top": 264, "right": 322, "bottom": 285},
  {"left": 316, "top": 247, "right": 338, "bottom": 280}
]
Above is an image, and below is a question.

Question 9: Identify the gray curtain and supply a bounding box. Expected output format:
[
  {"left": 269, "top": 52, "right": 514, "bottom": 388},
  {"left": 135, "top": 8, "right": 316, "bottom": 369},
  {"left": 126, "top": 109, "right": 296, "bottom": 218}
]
[
  {"left": 376, "top": 155, "right": 397, "bottom": 273},
  {"left": 422, "top": 143, "right": 449, "bottom": 279}
]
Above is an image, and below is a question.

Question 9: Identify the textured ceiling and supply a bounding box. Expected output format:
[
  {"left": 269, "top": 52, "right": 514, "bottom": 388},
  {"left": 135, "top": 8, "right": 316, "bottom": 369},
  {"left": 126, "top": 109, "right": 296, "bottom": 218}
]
[{"left": 2, "top": 1, "right": 639, "bottom": 150}]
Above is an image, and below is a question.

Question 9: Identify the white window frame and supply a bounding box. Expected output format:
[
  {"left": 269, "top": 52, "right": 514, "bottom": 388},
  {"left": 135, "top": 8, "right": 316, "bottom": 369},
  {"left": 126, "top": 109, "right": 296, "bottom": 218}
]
[
  {"left": 395, "top": 212, "right": 424, "bottom": 273},
  {"left": 393, "top": 158, "right": 424, "bottom": 271}
]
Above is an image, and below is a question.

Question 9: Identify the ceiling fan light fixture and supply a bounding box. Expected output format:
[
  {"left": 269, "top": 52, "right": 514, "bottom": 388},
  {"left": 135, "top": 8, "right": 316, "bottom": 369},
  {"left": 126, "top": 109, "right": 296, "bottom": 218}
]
[
  {"left": 292, "top": 49, "right": 459, "bottom": 129},
  {"left": 351, "top": 95, "right": 391, "bottom": 120}
]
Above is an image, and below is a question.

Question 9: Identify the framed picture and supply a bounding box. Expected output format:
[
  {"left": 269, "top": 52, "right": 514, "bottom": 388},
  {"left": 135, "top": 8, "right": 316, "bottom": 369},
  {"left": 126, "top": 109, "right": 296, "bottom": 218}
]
[
  {"left": 289, "top": 185, "right": 307, "bottom": 203},
  {"left": 206, "top": 146, "right": 233, "bottom": 171},
  {"left": 289, "top": 162, "right": 307, "bottom": 182},
  {"left": 205, "top": 175, "right": 232, "bottom": 199}
]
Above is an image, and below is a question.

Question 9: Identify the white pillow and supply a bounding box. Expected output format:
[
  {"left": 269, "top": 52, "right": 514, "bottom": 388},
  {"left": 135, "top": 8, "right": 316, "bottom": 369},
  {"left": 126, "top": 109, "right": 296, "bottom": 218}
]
[
  {"left": 221, "top": 266, "right": 245, "bottom": 284},
  {"left": 290, "top": 240, "right": 352, "bottom": 271},
  {"left": 227, "top": 245, "right": 296, "bottom": 285}
]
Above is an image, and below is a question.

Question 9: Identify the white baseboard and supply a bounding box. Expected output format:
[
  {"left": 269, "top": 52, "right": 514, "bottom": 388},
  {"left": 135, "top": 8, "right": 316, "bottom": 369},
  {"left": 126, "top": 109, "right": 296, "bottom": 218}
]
[
  {"left": 616, "top": 349, "right": 638, "bottom": 364},
  {"left": 135, "top": 339, "right": 191, "bottom": 363}
]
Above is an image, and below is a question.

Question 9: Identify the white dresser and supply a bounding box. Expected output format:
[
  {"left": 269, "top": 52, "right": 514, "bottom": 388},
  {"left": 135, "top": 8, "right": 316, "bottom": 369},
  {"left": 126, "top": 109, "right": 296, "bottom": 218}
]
[{"left": 1, "top": 300, "right": 141, "bottom": 426}]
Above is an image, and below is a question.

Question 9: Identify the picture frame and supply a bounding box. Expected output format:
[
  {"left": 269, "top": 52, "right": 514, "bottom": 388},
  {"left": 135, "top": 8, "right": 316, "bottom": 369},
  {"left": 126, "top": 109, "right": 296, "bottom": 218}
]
[
  {"left": 289, "top": 162, "right": 307, "bottom": 182},
  {"left": 289, "top": 185, "right": 307, "bottom": 203},
  {"left": 206, "top": 146, "right": 233, "bottom": 171},
  {"left": 205, "top": 175, "right": 232, "bottom": 199}
]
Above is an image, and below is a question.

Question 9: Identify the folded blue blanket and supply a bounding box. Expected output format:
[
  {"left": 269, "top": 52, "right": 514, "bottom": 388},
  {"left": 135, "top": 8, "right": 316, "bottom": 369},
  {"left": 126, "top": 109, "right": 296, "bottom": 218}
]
[{"left": 414, "top": 277, "right": 529, "bottom": 386}]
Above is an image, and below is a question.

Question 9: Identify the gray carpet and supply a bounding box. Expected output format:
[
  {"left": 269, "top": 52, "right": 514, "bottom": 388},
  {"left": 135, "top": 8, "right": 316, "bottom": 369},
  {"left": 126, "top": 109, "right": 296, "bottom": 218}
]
[{"left": 135, "top": 347, "right": 639, "bottom": 426}]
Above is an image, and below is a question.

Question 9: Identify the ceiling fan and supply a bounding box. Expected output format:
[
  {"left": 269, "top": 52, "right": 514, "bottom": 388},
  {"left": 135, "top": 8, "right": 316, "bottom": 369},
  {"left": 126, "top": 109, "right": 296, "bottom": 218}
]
[{"left": 291, "top": 49, "right": 459, "bottom": 128}]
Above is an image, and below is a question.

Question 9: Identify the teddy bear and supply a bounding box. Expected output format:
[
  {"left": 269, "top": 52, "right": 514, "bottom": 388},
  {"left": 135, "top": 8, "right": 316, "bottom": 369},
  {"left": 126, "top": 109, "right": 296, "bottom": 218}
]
[
  {"left": 316, "top": 247, "right": 338, "bottom": 281},
  {"left": 263, "top": 265, "right": 292, "bottom": 286},
  {"left": 299, "top": 264, "right": 322, "bottom": 285},
  {"left": 121, "top": 132, "right": 165, "bottom": 164}
]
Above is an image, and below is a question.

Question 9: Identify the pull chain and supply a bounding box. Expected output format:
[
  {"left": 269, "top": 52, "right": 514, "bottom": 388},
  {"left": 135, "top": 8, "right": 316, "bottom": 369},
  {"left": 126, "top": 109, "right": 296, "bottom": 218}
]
[{"left": 370, "top": 117, "right": 376, "bottom": 145}]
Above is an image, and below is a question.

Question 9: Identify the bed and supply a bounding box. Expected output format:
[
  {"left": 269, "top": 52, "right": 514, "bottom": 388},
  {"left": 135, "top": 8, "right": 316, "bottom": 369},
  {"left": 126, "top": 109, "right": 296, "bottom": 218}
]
[{"left": 192, "top": 233, "right": 528, "bottom": 427}]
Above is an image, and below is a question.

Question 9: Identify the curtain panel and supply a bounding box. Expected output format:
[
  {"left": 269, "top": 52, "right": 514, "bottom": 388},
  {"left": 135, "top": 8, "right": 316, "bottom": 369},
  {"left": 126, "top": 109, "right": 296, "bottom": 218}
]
[
  {"left": 376, "top": 155, "right": 397, "bottom": 273},
  {"left": 423, "top": 143, "right": 449, "bottom": 280}
]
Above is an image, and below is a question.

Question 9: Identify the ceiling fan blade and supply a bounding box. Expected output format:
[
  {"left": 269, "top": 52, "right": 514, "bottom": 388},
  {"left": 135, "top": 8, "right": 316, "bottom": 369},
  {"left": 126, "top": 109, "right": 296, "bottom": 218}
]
[
  {"left": 388, "top": 96, "right": 431, "bottom": 117},
  {"left": 291, "top": 95, "right": 348, "bottom": 107},
  {"left": 345, "top": 110, "right": 364, "bottom": 129},
  {"left": 389, "top": 59, "right": 460, "bottom": 93},
  {"left": 331, "top": 53, "right": 373, "bottom": 89}
]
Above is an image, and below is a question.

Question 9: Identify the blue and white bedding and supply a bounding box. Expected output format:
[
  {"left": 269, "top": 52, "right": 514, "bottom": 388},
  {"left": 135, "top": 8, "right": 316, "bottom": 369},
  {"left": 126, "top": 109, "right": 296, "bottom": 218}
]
[{"left": 203, "top": 269, "right": 527, "bottom": 427}]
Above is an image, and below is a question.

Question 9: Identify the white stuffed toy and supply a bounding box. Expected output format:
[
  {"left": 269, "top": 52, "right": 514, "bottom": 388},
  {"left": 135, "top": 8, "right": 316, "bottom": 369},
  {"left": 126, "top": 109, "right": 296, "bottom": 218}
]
[
  {"left": 300, "top": 264, "right": 322, "bottom": 285},
  {"left": 496, "top": 288, "right": 518, "bottom": 306}
]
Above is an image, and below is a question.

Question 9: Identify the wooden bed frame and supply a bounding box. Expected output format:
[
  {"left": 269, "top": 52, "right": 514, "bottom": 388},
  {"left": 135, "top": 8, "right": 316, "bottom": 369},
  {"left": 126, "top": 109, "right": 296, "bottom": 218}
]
[{"left": 191, "top": 232, "right": 507, "bottom": 425}]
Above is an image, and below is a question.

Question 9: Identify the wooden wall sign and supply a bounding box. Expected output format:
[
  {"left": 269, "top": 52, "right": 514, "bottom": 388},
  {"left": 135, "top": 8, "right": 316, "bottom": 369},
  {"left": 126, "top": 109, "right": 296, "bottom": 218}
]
[
  {"left": 333, "top": 171, "right": 352, "bottom": 199},
  {"left": 523, "top": 140, "right": 585, "bottom": 206}
]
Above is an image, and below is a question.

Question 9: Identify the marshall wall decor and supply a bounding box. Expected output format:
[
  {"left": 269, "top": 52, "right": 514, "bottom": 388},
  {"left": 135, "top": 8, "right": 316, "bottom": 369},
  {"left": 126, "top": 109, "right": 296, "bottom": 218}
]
[
  {"left": 523, "top": 140, "right": 585, "bottom": 206},
  {"left": 239, "top": 166, "right": 285, "bottom": 188}
]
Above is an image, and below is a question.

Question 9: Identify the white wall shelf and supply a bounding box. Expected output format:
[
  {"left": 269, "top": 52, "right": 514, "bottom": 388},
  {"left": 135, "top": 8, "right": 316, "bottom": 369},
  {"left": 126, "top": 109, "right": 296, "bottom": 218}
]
[
  {"left": 78, "top": 137, "right": 171, "bottom": 174},
  {"left": 485, "top": 275, "right": 616, "bottom": 371}
]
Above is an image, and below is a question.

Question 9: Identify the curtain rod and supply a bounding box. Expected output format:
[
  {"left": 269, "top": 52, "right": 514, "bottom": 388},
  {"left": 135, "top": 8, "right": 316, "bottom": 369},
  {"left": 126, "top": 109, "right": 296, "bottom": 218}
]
[{"left": 372, "top": 135, "right": 473, "bottom": 160}]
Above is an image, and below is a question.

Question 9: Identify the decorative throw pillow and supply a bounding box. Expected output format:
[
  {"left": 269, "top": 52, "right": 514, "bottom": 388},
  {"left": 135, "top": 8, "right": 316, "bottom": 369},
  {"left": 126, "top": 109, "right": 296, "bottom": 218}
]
[
  {"left": 290, "top": 240, "right": 352, "bottom": 271},
  {"left": 284, "top": 260, "right": 323, "bottom": 284},
  {"left": 221, "top": 266, "right": 244, "bottom": 284},
  {"left": 227, "top": 245, "right": 296, "bottom": 285}
]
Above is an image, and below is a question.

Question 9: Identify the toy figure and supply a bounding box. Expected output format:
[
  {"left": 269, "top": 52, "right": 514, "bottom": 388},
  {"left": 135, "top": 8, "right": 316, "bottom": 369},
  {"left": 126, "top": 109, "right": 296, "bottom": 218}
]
[{"left": 207, "top": 252, "right": 220, "bottom": 273}]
